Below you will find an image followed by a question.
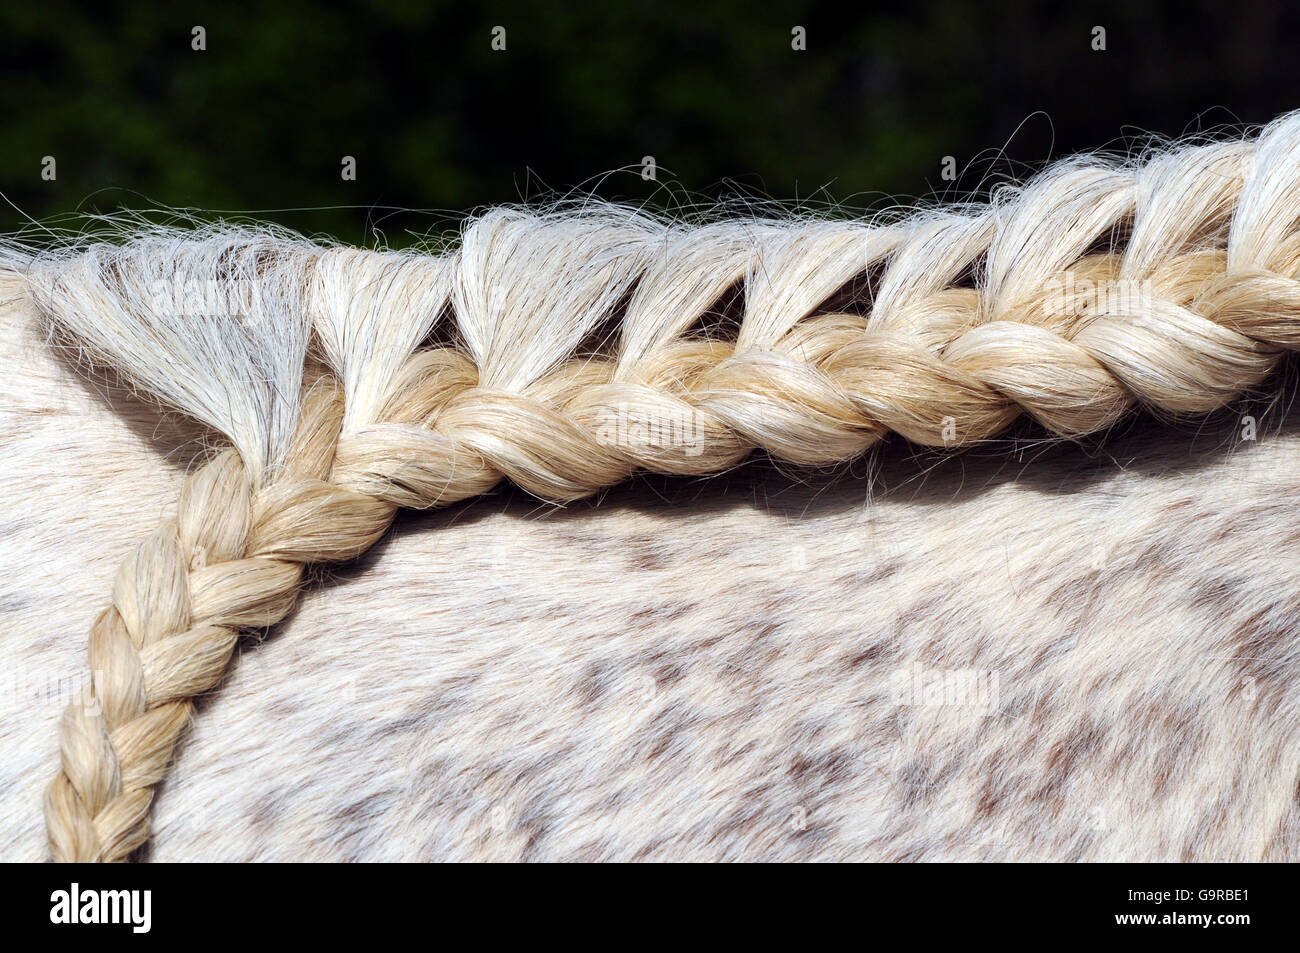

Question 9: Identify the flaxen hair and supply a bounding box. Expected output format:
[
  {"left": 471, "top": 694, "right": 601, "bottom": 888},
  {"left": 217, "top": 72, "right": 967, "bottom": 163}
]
[{"left": 8, "top": 111, "right": 1300, "bottom": 861}]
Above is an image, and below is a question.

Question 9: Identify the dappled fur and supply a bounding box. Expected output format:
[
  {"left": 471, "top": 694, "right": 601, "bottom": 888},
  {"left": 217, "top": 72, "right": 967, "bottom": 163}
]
[
  {"left": 3, "top": 279, "right": 1298, "bottom": 861},
  {"left": 10, "top": 113, "right": 1300, "bottom": 860}
]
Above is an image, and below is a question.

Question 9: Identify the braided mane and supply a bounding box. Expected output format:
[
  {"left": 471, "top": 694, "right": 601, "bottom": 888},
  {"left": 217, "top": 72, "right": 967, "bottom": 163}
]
[{"left": 14, "top": 111, "right": 1300, "bottom": 861}]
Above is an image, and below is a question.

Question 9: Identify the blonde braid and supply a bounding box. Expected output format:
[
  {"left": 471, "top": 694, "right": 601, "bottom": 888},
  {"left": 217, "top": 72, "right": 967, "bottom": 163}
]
[
  {"left": 46, "top": 380, "right": 394, "bottom": 861},
  {"left": 22, "top": 111, "right": 1300, "bottom": 860}
]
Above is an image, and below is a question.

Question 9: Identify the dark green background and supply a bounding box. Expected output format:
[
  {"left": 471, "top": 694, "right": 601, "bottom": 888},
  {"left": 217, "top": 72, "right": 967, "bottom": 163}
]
[{"left": 2, "top": 0, "right": 1298, "bottom": 246}]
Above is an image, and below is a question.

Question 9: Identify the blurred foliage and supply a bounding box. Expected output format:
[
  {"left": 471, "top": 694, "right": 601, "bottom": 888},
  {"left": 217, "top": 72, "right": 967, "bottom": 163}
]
[{"left": 1, "top": 0, "right": 1298, "bottom": 246}]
